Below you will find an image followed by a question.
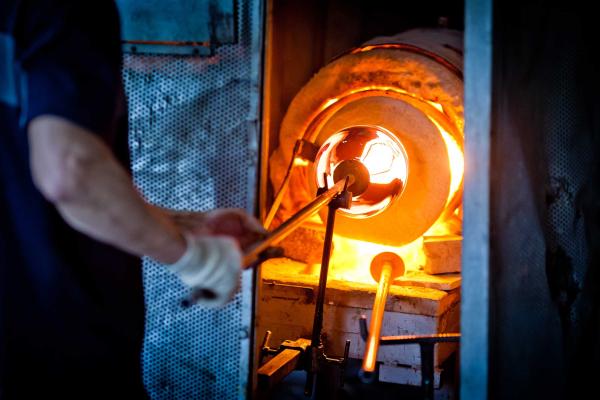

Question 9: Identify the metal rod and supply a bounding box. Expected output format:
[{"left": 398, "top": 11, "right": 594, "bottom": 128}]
[
  {"left": 264, "top": 139, "right": 319, "bottom": 229},
  {"left": 310, "top": 203, "right": 337, "bottom": 346},
  {"left": 182, "top": 179, "right": 349, "bottom": 307},
  {"left": 339, "top": 340, "right": 350, "bottom": 388},
  {"left": 362, "top": 262, "right": 393, "bottom": 372},
  {"left": 303, "top": 178, "right": 351, "bottom": 396},
  {"left": 358, "top": 316, "right": 461, "bottom": 345},
  {"left": 263, "top": 141, "right": 299, "bottom": 230},
  {"left": 263, "top": 172, "right": 290, "bottom": 230},
  {"left": 420, "top": 342, "right": 435, "bottom": 400},
  {"left": 304, "top": 198, "right": 338, "bottom": 396},
  {"left": 243, "top": 179, "right": 347, "bottom": 266},
  {"left": 379, "top": 332, "right": 460, "bottom": 345}
]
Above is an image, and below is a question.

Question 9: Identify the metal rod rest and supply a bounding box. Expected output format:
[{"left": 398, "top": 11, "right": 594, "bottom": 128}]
[
  {"left": 358, "top": 315, "right": 460, "bottom": 400},
  {"left": 304, "top": 190, "right": 340, "bottom": 396},
  {"left": 254, "top": 177, "right": 353, "bottom": 396},
  {"left": 304, "top": 176, "right": 352, "bottom": 396},
  {"left": 358, "top": 317, "right": 461, "bottom": 344}
]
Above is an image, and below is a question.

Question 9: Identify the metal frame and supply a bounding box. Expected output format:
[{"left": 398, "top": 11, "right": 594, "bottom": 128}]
[
  {"left": 253, "top": 0, "right": 272, "bottom": 394},
  {"left": 243, "top": 0, "right": 265, "bottom": 397},
  {"left": 359, "top": 316, "right": 460, "bottom": 400},
  {"left": 116, "top": 0, "right": 237, "bottom": 56},
  {"left": 461, "top": 0, "right": 492, "bottom": 398},
  {"left": 255, "top": 180, "right": 352, "bottom": 396}
]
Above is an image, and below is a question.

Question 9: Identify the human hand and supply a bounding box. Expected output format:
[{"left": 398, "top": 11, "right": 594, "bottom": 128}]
[
  {"left": 168, "top": 234, "right": 242, "bottom": 308},
  {"left": 169, "top": 208, "right": 266, "bottom": 252}
]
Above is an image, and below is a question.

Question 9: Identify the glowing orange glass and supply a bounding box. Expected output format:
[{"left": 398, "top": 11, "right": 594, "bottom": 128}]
[{"left": 314, "top": 125, "right": 408, "bottom": 217}]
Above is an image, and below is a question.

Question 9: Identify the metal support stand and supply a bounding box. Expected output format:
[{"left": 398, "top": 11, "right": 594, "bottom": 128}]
[
  {"left": 359, "top": 316, "right": 460, "bottom": 400},
  {"left": 257, "top": 178, "right": 352, "bottom": 397},
  {"left": 304, "top": 181, "right": 352, "bottom": 396}
]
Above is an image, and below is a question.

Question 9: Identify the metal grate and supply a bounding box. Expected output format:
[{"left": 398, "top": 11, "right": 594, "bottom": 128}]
[{"left": 122, "top": 0, "right": 261, "bottom": 398}]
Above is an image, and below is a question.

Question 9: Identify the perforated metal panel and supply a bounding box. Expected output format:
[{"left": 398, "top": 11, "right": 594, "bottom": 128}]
[
  {"left": 543, "top": 29, "right": 591, "bottom": 347},
  {"left": 122, "top": 0, "right": 262, "bottom": 398},
  {"left": 488, "top": 6, "right": 599, "bottom": 397}
]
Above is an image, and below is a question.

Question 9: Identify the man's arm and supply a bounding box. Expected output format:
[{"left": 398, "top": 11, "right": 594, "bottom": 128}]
[{"left": 28, "top": 115, "right": 186, "bottom": 264}]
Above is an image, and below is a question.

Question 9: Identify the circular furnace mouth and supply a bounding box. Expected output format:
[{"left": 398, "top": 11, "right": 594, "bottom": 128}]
[
  {"left": 314, "top": 125, "right": 409, "bottom": 218},
  {"left": 270, "top": 28, "right": 465, "bottom": 246}
]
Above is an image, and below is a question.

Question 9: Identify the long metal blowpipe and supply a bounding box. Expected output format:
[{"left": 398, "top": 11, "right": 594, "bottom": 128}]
[
  {"left": 362, "top": 252, "right": 404, "bottom": 373},
  {"left": 242, "top": 177, "right": 353, "bottom": 267},
  {"left": 182, "top": 178, "right": 353, "bottom": 307}
]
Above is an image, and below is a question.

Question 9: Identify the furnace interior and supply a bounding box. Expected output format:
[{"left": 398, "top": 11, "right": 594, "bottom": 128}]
[{"left": 255, "top": 1, "right": 465, "bottom": 397}]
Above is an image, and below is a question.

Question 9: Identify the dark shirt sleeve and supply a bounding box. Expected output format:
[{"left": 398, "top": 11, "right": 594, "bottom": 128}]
[{"left": 16, "top": 1, "right": 123, "bottom": 137}]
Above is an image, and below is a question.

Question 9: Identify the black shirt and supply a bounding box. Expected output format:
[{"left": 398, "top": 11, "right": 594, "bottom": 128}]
[{"left": 1, "top": 1, "right": 145, "bottom": 398}]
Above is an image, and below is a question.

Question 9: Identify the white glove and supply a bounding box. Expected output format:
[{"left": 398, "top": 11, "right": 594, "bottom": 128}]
[{"left": 169, "top": 235, "right": 242, "bottom": 308}]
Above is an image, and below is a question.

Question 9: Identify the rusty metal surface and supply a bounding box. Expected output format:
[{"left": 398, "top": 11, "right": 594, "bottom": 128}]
[{"left": 121, "top": 0, "right": 262, "bottom": 398}]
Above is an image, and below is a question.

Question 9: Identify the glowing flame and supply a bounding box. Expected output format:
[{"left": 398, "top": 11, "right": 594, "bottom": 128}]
[
  {"left": 360, "top": 141, "right": 408, "bottom": 185},
  {"left": 328, "top": 234, "right": 425, "bottom": 284},
  {"left": 428, "top": 116, "right": 464, "bottom": 206},
  {"left": 307, "top": 91, "right": 463, "bottom": 283},
  {"left": 277, "top": 87, "right": 464, "bottom": 284},
  {"left": 308, "top": 88, "right": 463, "bottom": 212},
  {"left": 293, "top": 157, "right": 310, "bottom": 167},
  {"left": 362, "top": 143, "right": 394, "bottom": 176},
  {"left": 424, "top": 102, "right": 464, "bottom": 236},
  {"left": 314, "top": 126, "right": 408, "bottom": 217}
]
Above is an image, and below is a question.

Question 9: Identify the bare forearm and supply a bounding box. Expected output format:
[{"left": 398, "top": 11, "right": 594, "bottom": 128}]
[
  {"left": 29, "top": 116, "right": 185, "bottom": 264},
  {"left": 55, "top": 158, "right": 185, "bottom": 264}
]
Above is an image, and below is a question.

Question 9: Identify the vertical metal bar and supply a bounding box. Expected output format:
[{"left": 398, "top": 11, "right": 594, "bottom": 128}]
[
  {"left": 258, "top": 0, "right": 274, "bottom": 224},
  {"left": 245, "top": 0, "right": 265, "bottom": 396},
  {"left": 310, "top": 202, "right": 337, "bottom": 346},
  {"left": 420, "top": 343, "right": 435, "bottom": 400},
  {"left": 461, "top": 0, "right": 492, "bottom": 399},
  {"left": 305, "top": 200, "right": 338, "bottom": 396}
]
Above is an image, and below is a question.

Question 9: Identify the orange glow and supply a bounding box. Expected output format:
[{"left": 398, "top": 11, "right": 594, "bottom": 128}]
[
  {"left": 329, "top": 235, "right": 425, "bottom": 283},
  {"left": 277, "top": 85, "right": 464, "bottom": 284},
  {"left": 364, "top": 338, "right": 379, "bottom": 371},
  {"left": 314, "top": 126, "right": 408, "bottom": 217},
  {"left": 303, "top": 88, "right": 463, "bottom": 283},
  {"left": 293, "top": 157, "right": 310, "bottom": 167},
  {"left": 360, "top": 141, "right": 407, "bottom": 185},
  {"left": 362, "top": 143, "right": 394, "bottom": 177},
  {"left": 428, "top": 101, "right": 444, "bottom": 113},
  {"left": 428, "top": 115, "right": 464, "bottom": 206},
  {"left": 322, "top": 97, "right": 339, "bottom": 109},
  {"left": 305, "top": 87, "right": 463, "bottom": 213}
]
